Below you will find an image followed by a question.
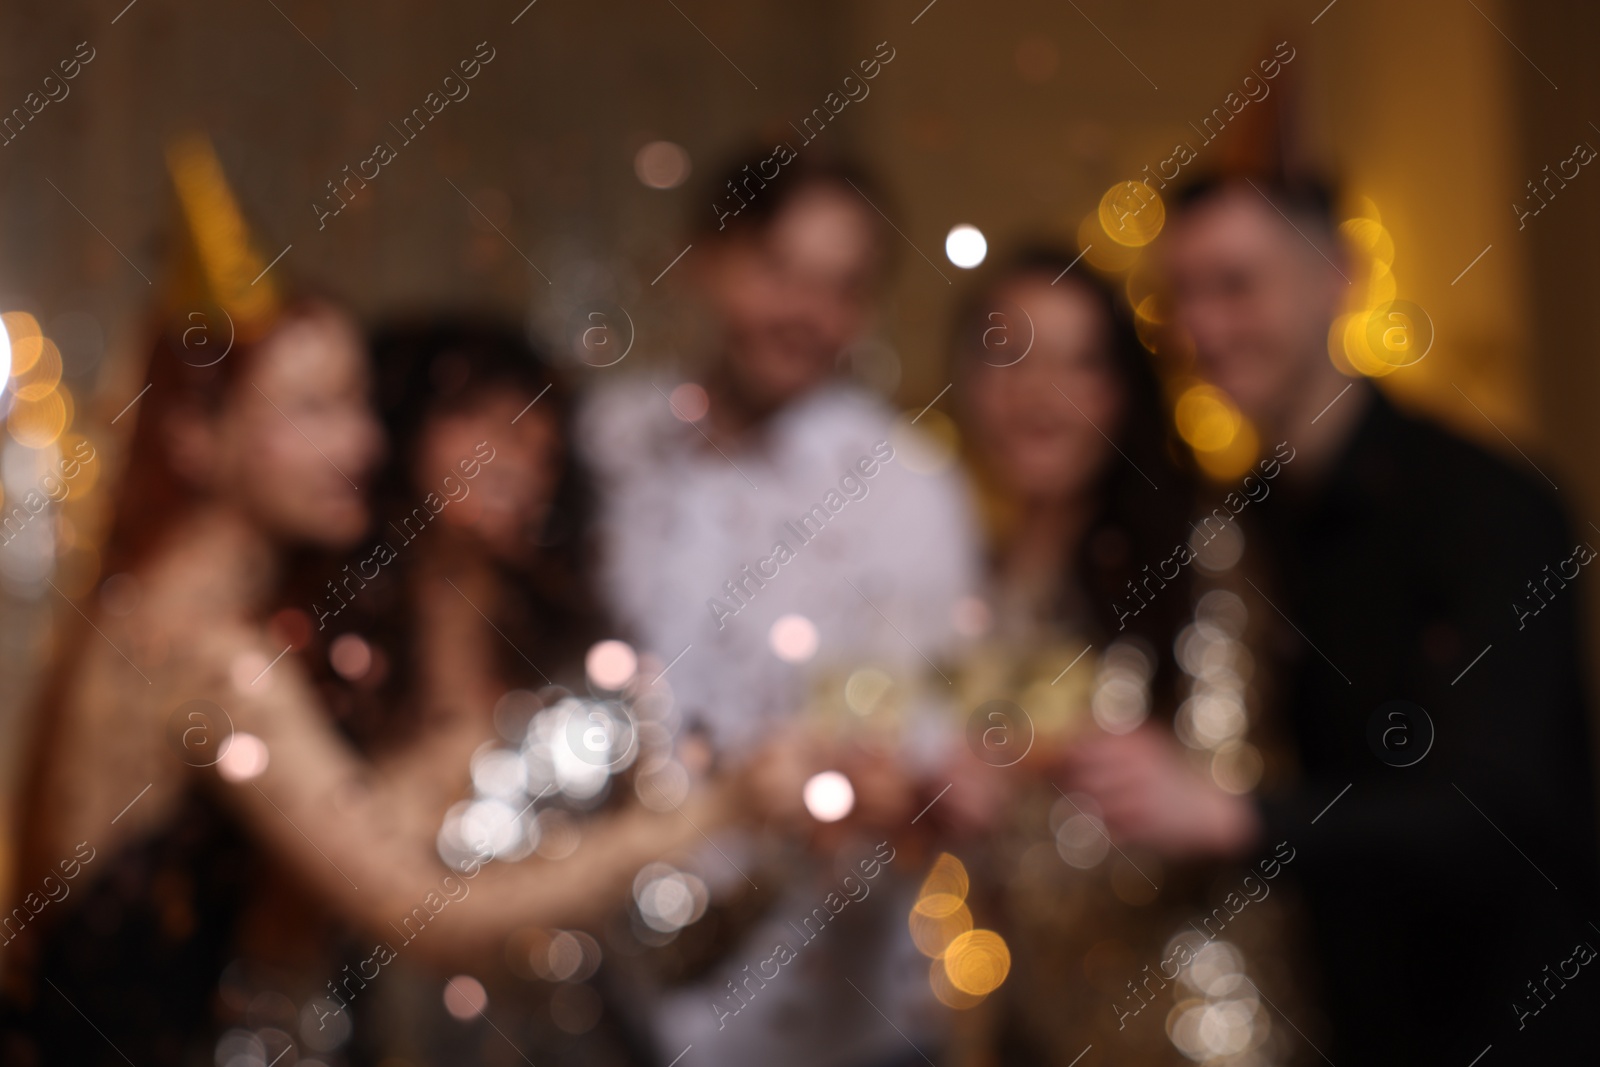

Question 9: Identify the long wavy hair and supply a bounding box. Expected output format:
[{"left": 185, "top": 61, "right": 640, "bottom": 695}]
[
  {"left": 310, "top": 315, "right": 605, "bottom": 752},
  {"left": 7, "top": 295, "right": 357, "bottom": 935},
  {"left": 950, "top": 246, "right": 1197, "bottom": 706}
]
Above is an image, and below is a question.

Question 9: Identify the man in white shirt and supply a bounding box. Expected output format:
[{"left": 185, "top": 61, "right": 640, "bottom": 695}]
[{"left": 581, "top": 147, "right": 978, "bottom": 1067}]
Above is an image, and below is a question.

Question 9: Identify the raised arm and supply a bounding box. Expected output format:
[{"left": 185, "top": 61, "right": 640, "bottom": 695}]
[{"left": 190, "top": 624, "right": 739, "bottom": 968}]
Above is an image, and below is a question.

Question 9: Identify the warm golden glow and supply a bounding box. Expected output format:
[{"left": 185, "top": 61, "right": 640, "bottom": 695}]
[
  {"left": 1077, "top": 212, "right": 1141, "bottom": 273},
  {"left": 1341, "top": 217, "right": 1394, "bottom": 270},
  {"left": 1330, "top": 200, "right": 1434, "bottom": 386},
  {"left": 1125, "top": 266, "right": 1163, "bottom": 322},
  {"left": 1132, "top": 292, "right": 1164, "bottom": 326},
  {"left": 8, "top": 388, "right": 69, "bottom": 447},
  {"left": 942, "top": 929, "right": 1011, "bottom": 996},
  {"left": 914, "top": 890, "right": 966, "bottom": 920},
  {"left": 1174, "top": 384, "right": 1241, "bottom": 453},
  {"left": 919, "top": 851, "right": 970, "bottom": 901},
  {"left": 911, "top": 852, "right": 975, "bottom": 961},
  {"left": 1327, "top": 312, "right": 1362, "bottom": 377},
  {"left": 1134, "top": 310, "right": 1163, "bottom": 354},
  {"left": 1193, "top": 419, "right": 1259, "bottom": 481},
  {"left": 1170, "top": 380, "right": 1262, "bottom": 478},
  {"left": 166, "top": 134, "right": 281, "bottom": 340},
  {"left": 58, "top": 433, "right": 100, "bottom": 494},
  {"left": 1098, "top": 181, "right": 1165, "bottom": 248},
  {"left": 1340, "top": 309, "right": 1397, "bottom": 378},
  {"left": 929, "top": 958, "right": 986, "bottom": 1010},
  {"left": 1364, "top": 267, "right": 1398, "bottom": 309},
  {"left": 909, "top": 897, "right": 973, "bottom": 958},
  {"left": 4, "top": 312, "right": 43, "bottom": 375},
  {"left": 13, "top": 338, "right": 62, "bottom": 401}
]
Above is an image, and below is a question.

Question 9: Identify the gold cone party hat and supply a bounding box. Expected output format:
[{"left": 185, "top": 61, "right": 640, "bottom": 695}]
[{"left": 163, "top": 133, "right": 283, "bottom": 343}]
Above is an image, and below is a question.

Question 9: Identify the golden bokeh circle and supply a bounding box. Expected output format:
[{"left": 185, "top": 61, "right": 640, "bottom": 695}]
[
  {"left": 918, "top": 852, "right": 970, "bottom": 901},
  {"left": 3, "top": 312, "right": 43, "bottom": 375},
  {"left": 942, "top": 929, "right": 1011, "bottom": 996},
  {"left": 1077, "top": 212, "right": 1141, "bottom": 273},
  {"left": 930, "top": 957, "right": 986, "bottom": 1010},
  {"left": 1098, "top": 181, "right": 1165, "bottom": 248},
  {"left": 14, "top": 339, "right": 62, "bottom": 401},
  {"left": 1362, "top": 300, "right": 1433, "bottom": 370},
  {"left": 909, "top": 897, "right": 973, "bottom": 958},
  {"left": 1174, "top": 384, "right": 1241, "bottom": 453},
  {"left": 9, "top": 388, "right": 69, "bottom": 448}
]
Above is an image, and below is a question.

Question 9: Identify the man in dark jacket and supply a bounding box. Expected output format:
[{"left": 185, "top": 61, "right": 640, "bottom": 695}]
[{"left": 1066, "top": 173, "right": 1600, "bottom": 1063}]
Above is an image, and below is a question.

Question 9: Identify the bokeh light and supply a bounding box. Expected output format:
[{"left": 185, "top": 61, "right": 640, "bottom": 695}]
[
  {"left": 585, "top": 639, "right": 638, "bottom": 690},
  {"left": 669, "top": 381, "right": 709, "bottom": 422},
  {"left": 929, "top": 956, "right": 986, "bottom": 1010},
  {"left": 443, "top": 975, "right": 488, "bottom": 1020},
  {"left": 920, "top": 851, "right": 970, "bottom": 900},
  {"left": 802, "top": 770, "right": 854, "bottom": 822},
  {"left": 217, "top": 732, "right": 269, "bottom": 782},
  {"left": 13, "top": 339, "right": 62, "bottom": 401},
  {"left": 8, "top": 389, "right": 69, "bottom": 448},
  {"left": 911, "top": 850, "right": 983, "bottom": 997},
  {"left": 3, "top": 312, "right": 41, "bottom": 378},
  {"left": 1098, "top": 180, "right": 1165, "bottom": 248},
  {"left": 942, "top": 929, "right": 1011, "bottom": 996},
  {"left": 329, "top": 633, "right": 373, "bottom": 680},
  {"left": 1077, "top": 210, "right": 1141, "bottom": 273},
  {"left": 768, "top": 613, "right": 819, "bottom": 663},
  {"left": 910, "top": 892, "right": 972, "bottom": 957},
  {"left": 634, "top": 140, "right": 692, "bottom": 190},
  {"left": 1172, "top": 382, "right": 1259, "bottom": 480},
  {"left": 1330, "top": 199, "right": 1431, "bottom": 384},
  {"left": 0, "top": 313, "right": 12, "bottom": 395},
  {"left": 1173, "top": 383, "right": 1241, "bottom": 453},
  {"left": 945, "top": 224, "right": 988, "bottom": 268}
]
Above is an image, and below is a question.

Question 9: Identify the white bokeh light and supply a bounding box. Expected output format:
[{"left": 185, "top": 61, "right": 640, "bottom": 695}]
[
  {"left": 768, "top": 614, "right": 819, "bottom": 663},
  {"left": 944, "top": 224, "right": 987, "bottom": 268},
  {"left": 443, "top": 975, "right": 488, "bottom": 1020},
  {"left": 0, "top": 315, "right": 12, "bottom": 399},
  {"left": 586, "top": 640, "right": 638, "bottom": 690},
  {"left": 217, "top": 732, "right": 269, "bottom": 782},
  {"left": 803, "top": 770, "right": 855, "bottom": 822}
]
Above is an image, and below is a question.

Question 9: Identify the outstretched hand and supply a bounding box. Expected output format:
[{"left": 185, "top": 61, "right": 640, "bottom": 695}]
[{"left": 1059, "top": 723, "right": 1261, "bottom": 860}]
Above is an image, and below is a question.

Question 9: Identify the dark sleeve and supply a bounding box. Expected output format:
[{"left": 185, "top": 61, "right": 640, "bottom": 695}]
[{"left": 1255, "top": 458, "right": 1599, "bottom": 898}]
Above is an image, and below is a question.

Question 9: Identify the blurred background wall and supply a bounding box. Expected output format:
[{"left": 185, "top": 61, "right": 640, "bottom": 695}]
[{"left": 2, "top": 0, "right": 1596, "bottom": 881}]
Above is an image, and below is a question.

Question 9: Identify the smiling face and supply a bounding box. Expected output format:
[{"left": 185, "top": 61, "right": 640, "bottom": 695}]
[
  {"left": 961, "top": 276, "right": 1124, "bottom": 505},
  {"left": 212, "top": 308, "right": 383, "bottom": 548},
  {"left": 415, "top": 389, "right": 563, "bottom": 563},
  {"left": 700, "top": 184, "right": 882, "bottom": 412},
  {"left": 1160, "top": 186, "right": 1347, "bottom": 428}
]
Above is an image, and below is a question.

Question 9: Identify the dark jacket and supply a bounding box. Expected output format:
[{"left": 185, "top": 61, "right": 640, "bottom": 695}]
[{"left": 1248, "top": 383, "right": 1600, "bottom": 1064}]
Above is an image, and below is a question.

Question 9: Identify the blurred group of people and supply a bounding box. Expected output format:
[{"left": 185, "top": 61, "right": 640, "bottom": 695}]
[{"left": 1, "top": 138, "right": 1596, "bottom": 1067}]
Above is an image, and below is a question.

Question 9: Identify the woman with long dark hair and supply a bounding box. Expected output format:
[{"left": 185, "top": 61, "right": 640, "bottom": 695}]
[
  {"left": 328, "top": 316, "right": 682, "bottom": 1064},
  {"left": 952, "top": 245, "right": 1195, "bottom": 666},
  {"left": 310, "top": 316, "right": 608, "bottom": 774},
  {"left": 944, "top": 247, "right": 1306, "bottom": 1065}
]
